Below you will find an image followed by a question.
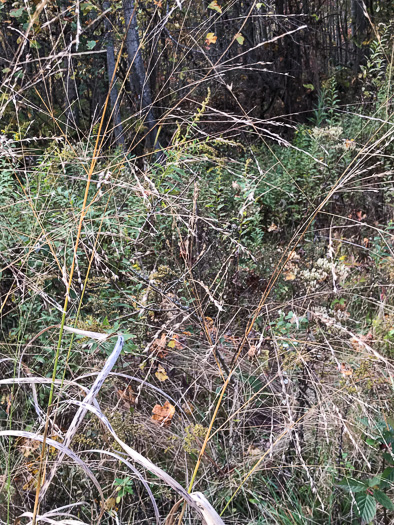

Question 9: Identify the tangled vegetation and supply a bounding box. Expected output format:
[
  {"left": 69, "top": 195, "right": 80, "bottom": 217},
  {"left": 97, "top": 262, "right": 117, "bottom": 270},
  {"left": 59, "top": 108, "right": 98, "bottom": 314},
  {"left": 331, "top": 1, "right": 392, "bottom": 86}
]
[{"left": 0, "top": 1, "right": 394, "bottom": 525}]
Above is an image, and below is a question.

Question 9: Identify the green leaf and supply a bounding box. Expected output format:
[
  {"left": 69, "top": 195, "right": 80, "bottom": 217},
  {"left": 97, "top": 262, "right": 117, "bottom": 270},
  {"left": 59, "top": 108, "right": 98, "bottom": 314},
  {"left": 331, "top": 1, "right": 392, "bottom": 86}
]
[
  {"left": 122, "top": 333, "right": 136, "bottom": 341},
  {"left": 86, "top": 40, "right": 96, "bottom": 50},
  {"left": 337, "top": 478, "right": 367, "bottom": 493},
  {"left": 207, "top": 0, "right": 222, "bottom": 13},
  {"left": 10, "top": 8, "right": 23, "bottom": 17},
  {"left": 374, "top": 489, "right": 394, "bottom": 510},
  {"left": 367, "top": 475, "right": 381, "bottom": 487},
  {"left": 380, "top": 467, "right": 394, "bottom": 488},
  {"left": 355, "top": 492, "right": 376, "bottom": 523},
  {"left": 365, "top": 437, "right": 377, "bottom": 446},
  {"left": 30, "top": 40, "right": 41, "bottom": 50},
  {"left": 235, "top": 33, "right": 245, "bottom": 45},
  {"left": 303, "top": 83, "right": 315, "bottom": 91},
  {"left": 382, "top": 467, "right": 394, "bottom": 481},
  {"left": 382, "top": 452, "right": 394, "bottom": 465}
]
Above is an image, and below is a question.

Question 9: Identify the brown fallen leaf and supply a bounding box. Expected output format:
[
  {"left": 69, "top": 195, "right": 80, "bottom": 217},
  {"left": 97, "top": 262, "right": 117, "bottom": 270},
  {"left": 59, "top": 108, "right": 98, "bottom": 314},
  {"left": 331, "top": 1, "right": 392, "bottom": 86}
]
[
  {"left": 247, "top": 444, "right": 262, "bottom": 456},
  {"left": 117, "top": 385, "right": 136, "bottom": 408},
  {"left": 288, "top": 251, "right": 300, "bottom": 261},
  {"left": 284, "top": 271, "right": 296, "bottom": 281},
  {"left": 152, "top": 333, "right": 168, "bottom": 358},
  {"left": 19, "top": 438, "right": 40, "bottom": 458},
  {"left": 182, "top": 401, "right": 194, "bottom": 415},
  {"left": 350, "top": 331, "right": 373, "bottom": 351},
  {"left": 152, "top": 400, "right": 175, "bottom": 426},
  {"left": 339, "top": 362, "right": 353, "bottom": 377},
  {"left": 105, "top": 497, "right": 117, "bottom": 510},
  {"left": 247, "top": 345, "right": 258, "bottom": 359},
  {"left": 156, "top": 333, "right": 167, "bottom": 348}
]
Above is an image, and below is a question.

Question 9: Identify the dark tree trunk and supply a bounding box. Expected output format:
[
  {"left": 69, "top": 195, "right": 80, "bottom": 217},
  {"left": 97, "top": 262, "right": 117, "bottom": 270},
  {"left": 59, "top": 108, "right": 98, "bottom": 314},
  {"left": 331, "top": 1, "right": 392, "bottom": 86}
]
[
  {"left": 61, "top": 1, "right": 79, "bottom": 132},
  {"left": 63, "top": 52, "right": 80, "bottom": 131},
  {"left": 103, "top": 0, "right": 125, "bottom": 146},
  {"left": 122, "top": 0, "right": 158, "bottom": 150},
  {"left": 351, "top": 0, "right": 367, "bottom": 71}
]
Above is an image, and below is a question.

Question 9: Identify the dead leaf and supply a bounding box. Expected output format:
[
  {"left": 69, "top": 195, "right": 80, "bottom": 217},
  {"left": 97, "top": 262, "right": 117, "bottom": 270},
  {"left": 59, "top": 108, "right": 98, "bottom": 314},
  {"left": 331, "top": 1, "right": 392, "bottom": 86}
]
[
  {"left": 344, "top": 138, "right": 354, "bottom": 149},
  {"left": 152, "top": 400, "right": 175, "bottom": 426},
  {"left": 268, "top": 223, "right": 278, "bottom": 232},
  {"left": 247, "top": 444, "right": 262, "bottom": 456},
  {"left": 205, "top": 316, "right": 214, "bottom": 329},
  {"left": 350, "top": 331, "right": 373, "bottom": 351},
  {"left": 284, "top": 271, "right": 296, "bottom": 281},
  {"left": 156, "top": 333, "right": 167, "bottom": 348},
  {"left": 356, "top": 210, "right": 366, "bottom": 220},
  {"left": 182, "top": 401, "right": 194, "bottom": 415},
  {"left": 334, "top": 301, "right": 347, "bottom": 312},
  {"left": 19, "top": 438, "right": 40, "bottom": 458},
  {"left": 203, "top": 316, "right": 218, "bottom": 341},
  {"left": 152, "top": 333, "right": 168, "bottom": 358},
  {"left": 205, "top": 32, "right": 217, "bottom": 46},
  {"left": 117, "top": 385, "right": 136, "bottom": 408},
  {"left": 288, "top": 251, "right": 300, "bottom": 261},
  {"left": 155, "top": 365, "right": 169, "bottom": 382},
  {"left": 247, "top": 345, "right": 258, "bottom": 359},
  {"left": 105, "top": 497, "right": 117, "bottom": 510},
  {"left": 339, "top": 363, "right": 353, "bottom": 377}
]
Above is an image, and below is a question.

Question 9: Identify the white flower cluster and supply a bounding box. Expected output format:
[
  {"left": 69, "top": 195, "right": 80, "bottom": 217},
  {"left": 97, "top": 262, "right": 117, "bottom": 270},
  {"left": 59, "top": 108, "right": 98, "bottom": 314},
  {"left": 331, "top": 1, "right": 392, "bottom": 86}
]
[
  {"left": 312, "top": 304, "right": 349, "bottom": 325},
  {"left": 97, "top": 169, "right": 111, "bottom": 196},
  {"left": 311, "top": 305, "right": 335, "bottom": 326},
  {"left": 300, "top": 257, "right": 349, "bottom": 290},
  {"left": 311, "top": 126, "right": 343, "bottom": 143},
  {"left": 0, "top": 135, "right": 17, "bottom": 159},
  {"left": 335, "top": 308, "right": 350, "bottom": 321}
]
